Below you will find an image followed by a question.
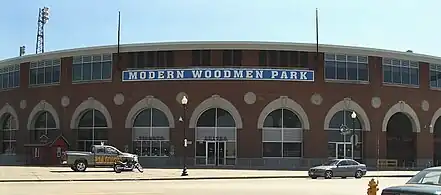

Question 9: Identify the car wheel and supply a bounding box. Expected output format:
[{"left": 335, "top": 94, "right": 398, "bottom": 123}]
[
  {"left": 355, "top": 170, "right": 363, "bottom": 179},
  {"left": 71, "top": 166, "right": 78, "bottom": 172},
  {"left": 74, "top": 160, "right": 87, "bottom": 172},
  {"left": 324, "top": 171, "right": 333, "bottom": 179},
  {"left": 310, "top": 176, "right": 317, "bottom": 179}
]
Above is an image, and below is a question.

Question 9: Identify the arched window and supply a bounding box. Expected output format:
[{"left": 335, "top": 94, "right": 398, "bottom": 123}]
[
  {"left": 327, "top": 110, "right": 362, "bottom": 160},
  {"left": 1, "top": 113, "right": 17, "bottom": 155},
  {"left": 195, "top": 108, "right": 237, "bottom": 166},
  {"left": 132, "top": 108, "right": 170, "bottom": 157},
  {"left": 76, "top": 109, "right": 108, "bottom": 151},
  {"left": 262, "top": 108, "right": 303, "bottom": 158},
  {"left": 31, "top": 111, "right": 57, "bottom": 141}
]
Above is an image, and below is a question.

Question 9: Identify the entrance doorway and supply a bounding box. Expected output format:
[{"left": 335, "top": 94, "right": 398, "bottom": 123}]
[
  {"left": 386, "top": 112, "right": 416, "bottom": 167},
  {"left": 328, "top": 142, "right": 352, "bottom": 159},
  {"left": 206, "top": 141, "right": 226, "bottom": 166}
]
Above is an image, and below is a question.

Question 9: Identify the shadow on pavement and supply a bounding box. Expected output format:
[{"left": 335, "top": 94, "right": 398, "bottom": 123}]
[{"left": 50, "top": 170, "right": 114, "bottom": 173}]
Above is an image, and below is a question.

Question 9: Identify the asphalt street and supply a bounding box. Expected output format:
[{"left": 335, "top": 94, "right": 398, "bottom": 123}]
[{"left": 1, "top": 177, "right": 410, "bottom": 195}]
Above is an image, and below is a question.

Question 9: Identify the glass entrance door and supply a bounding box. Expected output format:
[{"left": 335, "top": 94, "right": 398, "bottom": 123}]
[
  {"left": 336, "top": 143, "right": 352, "bottom": 159},
  {"left": 206, "top": 141, "right": 216, "bottom": 165},
  {"left": 205, "top": 141, "right": 226, "bottom": 166},
  {"left": 337, "top": 143, "right": 345, "bottom": 159},
  {"left": 217, "top": 142, "right": 225, "bottom": 166}
]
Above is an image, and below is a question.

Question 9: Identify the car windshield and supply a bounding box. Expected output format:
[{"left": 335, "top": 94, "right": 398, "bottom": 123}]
[
  {"left": 322, "top": 160, "right": 339, "bottom": 166},
  {"left": 407, "top": 170, "right": 441, "bottom": 185}
]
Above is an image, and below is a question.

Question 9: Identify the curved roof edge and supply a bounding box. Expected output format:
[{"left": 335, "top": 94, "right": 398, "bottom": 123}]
[{"left": 1, "top": 41, "right": 441, "bottom": 67}]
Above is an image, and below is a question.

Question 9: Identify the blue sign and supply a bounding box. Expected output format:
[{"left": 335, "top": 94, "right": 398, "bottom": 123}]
[{"left": 122, "top": 68, "right": 314, "bottom": 82}]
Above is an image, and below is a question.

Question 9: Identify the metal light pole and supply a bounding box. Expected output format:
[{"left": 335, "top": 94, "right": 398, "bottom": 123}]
[
  {"left": 351, "top": 111, "right": 357, "bottom": 160},
  {"left": 180, "top": 96, "right": 189, "bottom": 176}
]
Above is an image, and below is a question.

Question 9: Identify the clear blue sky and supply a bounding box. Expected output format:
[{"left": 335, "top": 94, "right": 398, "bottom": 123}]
[{"left": 1, "top": 0, "right": 440, "bottom": 60}]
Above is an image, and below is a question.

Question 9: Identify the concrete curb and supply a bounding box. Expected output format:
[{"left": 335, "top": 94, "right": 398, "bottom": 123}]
[{"left": 0, "top": 174, "right": 414, "bottom": 183}]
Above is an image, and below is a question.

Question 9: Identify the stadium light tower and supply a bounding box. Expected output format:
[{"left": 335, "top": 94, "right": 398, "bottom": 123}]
[{"left": 35, "top": 7, "right": 50, "bottom": 54}]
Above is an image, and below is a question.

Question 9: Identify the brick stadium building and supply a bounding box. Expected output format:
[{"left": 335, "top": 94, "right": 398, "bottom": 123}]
[{"left": 0, "top": 41, "right": 440, "bottom": 169}]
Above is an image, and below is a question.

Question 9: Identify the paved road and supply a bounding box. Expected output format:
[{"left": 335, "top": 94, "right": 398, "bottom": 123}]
[
  {"left": 1, "top": 177, "right": 410, "bottom": 195},
  {"left": 0, "top": 166, "right": 418, "bottom": 182}
]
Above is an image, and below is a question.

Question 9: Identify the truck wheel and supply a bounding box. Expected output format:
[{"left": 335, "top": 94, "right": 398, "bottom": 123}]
[{"left": 74, "top": 160, "right": 87, "bottom": 172}]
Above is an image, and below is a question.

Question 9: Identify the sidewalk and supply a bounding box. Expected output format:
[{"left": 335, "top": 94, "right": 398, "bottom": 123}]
[{"left": 0, "top": 166, "right": 418, "bottom": 182}]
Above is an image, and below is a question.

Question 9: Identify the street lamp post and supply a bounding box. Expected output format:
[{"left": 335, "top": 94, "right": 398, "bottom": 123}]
[
  {"left": 180, "top": 96, "right": 189, "bottom": 177},
  {"left": 351, "top": 111, "right": 357, "bottom": 160}
]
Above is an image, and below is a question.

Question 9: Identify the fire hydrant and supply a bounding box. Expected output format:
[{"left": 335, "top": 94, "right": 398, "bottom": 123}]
[{"left": 367, "top": 178, "right": 379, "bottom": 195}]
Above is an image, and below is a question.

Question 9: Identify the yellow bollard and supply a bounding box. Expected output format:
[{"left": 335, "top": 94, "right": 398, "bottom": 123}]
[{"left": 367, "top": 178, "right": 379, "bottom": 195}]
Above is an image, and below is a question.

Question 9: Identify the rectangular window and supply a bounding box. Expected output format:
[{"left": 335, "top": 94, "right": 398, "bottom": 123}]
[
  {"left": 430, "top": 64, "right": 441, "bottom": 89},
  {"left": 262, "top": 128, "right": 303, "bottom": 158},
  {"left": 202, "top": 50, "right": 211, "bottom": 65},
  {"left": 258, "top": 50, "right": 268, "bottom": 66},
  {"left": 29, "top": 59, "right": 60, "bottom": 86},
  {"left": 192, "top": 50, "right": 202, "bottom": 66},
  {"left": 0, "top": 64, "right": 20, "bottom": 90},
  {"left": 222, "top": 50, "right": 233, "bottom": 66},
  {"left": 233, "top": 50, "right": 242, "bottom": 66},
  {"left": 324, "top": 53, "right": 369, "bottom": 82},
  {"left": 383, "top": 58, "right": 419, "bottom": 86},
  {"left": 71, "top": 54, "right": 112, "bottom": 82}
]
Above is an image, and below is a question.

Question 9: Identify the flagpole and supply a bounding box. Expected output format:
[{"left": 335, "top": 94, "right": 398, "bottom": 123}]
[
  {"left": 117, "top": 11, "right": 121, "bottom": 68},
  {"left": 315, "top": 8, "right": 319, "bottom": 63}
]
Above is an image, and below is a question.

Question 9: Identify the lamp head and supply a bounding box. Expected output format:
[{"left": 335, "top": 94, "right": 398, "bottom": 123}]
[
  {"left": 181, "top": 96, "right": 188, "bottom": 105},
  {"left": 351, "top": 111, "right": 357, "bottom": 119}
]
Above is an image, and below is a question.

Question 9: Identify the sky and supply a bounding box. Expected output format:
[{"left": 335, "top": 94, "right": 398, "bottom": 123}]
[{"left": 1, "top": 0, "right": 440, "bottom": 60}]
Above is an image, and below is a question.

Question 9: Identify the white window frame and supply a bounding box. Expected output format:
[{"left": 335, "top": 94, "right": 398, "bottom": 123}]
[
  {"left": 31, "top": 111, "right": 57, "bottom": 138},
  {"left": 194, "top": 108, "right": 237, "bottom": 165},
  {"left": 1, "top": 114, "right": 17, "bottom": 155},
  {"left": 76, "top": 109, "right": 108, "bottom": 151},
  {"left": 132, "top": 108, "right": 170, "bottom": 157},
  {"left": 72, "top": 54, "right": 113, "bottom": 83},
  {"left": 382, "top": 58, "right": 419, "bottom": 87},
  {"left": 262, "top": 108, "right": 303, "bottom": 158},
  {"left": 0, "top": 64, "right": 20, "bottom": 90},
  {"left": 429, "top": 63, "right": 441, "bottom": 89},
  {"left": 324, "top": 53, "right": 369, "bottom": 83},
  {"left": 29, "top": 59, "right": 61, "bottom": 86}
]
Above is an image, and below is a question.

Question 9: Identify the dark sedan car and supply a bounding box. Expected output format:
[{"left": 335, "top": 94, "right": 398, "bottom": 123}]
[
  {"left": 382, "top": 167, "right": 441, "bottom": 195},
  {"left": 308, "top": 159, "right": 367, "bottom": 179}
]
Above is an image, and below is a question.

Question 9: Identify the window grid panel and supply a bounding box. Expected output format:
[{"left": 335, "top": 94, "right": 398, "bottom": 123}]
[
  {"left": 29, "top": 59, "right": 61, "bottom": 86},
  {"left": 430, "top": 63, "right": 441, "bottom": 88},
  {"left": 324, "top": 53, "right": 369, "bottom": 82},
  {"left": 72, "top": 54, "right": 113, "bottom": 83},
  {"left": 382, "top": 58, "right": 419, "bottom": 86},
  {"left": 2, "top": 116, "right": 17, "bottom": 154},
  {"left": 0, "top": 64, "right": 20, "bottom": 90}
]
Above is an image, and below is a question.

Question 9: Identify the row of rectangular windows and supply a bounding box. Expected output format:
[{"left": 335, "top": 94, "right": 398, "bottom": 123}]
[
  {"left": 324, "top": 54, "right": 421, "bottom": 86},
  {"left": 5, "top": 52, "right": 441, "bottom": 89},
  {"left": 127, "top": 50, "right": 311, "bottom": 69},
  {"left": 0, "top": 65, "right": 20, "bottom": 90},
  {"left": 429, "top": 64, "right": 441, "bottom": 88},
  {"left": 324, "top": 54, "right": 369, "bottom": 82},
  {"left": 29, "top": 59, "right": 61, "bottom": 86}
]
